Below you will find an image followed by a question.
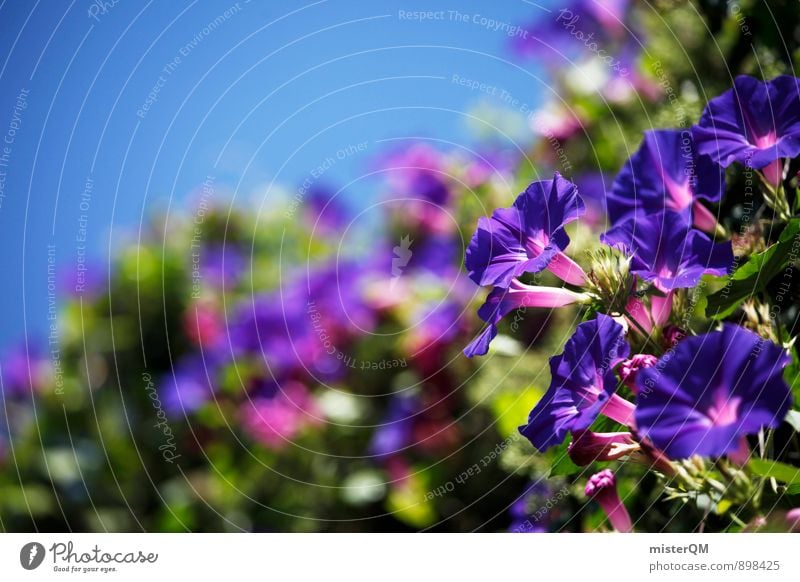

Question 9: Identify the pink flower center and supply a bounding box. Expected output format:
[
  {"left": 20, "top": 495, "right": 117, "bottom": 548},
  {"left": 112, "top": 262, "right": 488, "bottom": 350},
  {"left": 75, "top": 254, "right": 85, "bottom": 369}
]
[
  {"left": 705, "top": 389, "right": 741, "bottom": 427},
  {"left": 526, "top": 232, "right": 549, "bottom": 257},
  {"left": 664, "top": 177, "right": 693, "bottom": 212},
  {"left": 754, "top": 130, "right": 778, "bottom": 149},
  {"left": 657, "top": 264, "right": 675, "bottom": 279}
]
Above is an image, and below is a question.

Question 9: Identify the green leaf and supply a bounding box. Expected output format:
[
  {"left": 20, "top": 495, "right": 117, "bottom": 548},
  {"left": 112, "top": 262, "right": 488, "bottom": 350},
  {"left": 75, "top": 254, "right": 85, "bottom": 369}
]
[
  {"left": 548, "top": 437, "right": 581, "bottom": 477},
  {"left": 705, "top": 219, "right": 800, "bottom": 319},
  {"left": 785, "top": 346, "right": 800, "bottom": 404},
  {"left": 749, "top": 458, "right": 800, "bottom": 485}
]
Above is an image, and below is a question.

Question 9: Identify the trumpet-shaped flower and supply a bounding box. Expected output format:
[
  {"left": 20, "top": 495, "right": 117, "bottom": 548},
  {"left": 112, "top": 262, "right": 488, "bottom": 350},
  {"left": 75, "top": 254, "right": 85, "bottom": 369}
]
[
  {"left": 635, "top": 325, "right": 792, "bottom": 459},
  {"left": 601, "top": 210, "right": 733, "bottom": 291},
  {"left": 519, "top": 314, "right": 633, "bottom": 451},
  {"left": 465, "top": 173, "right": 586, "bottom": 289},
  {"left": 693, "top": 75, "right": 800, "bottom": 169},
  {"left": 606, "top": 129, "right": 724, "bottom": 230},
  {"left": 585, "top": 469, "right": 633, "bottom": 532},
  {"left": 464, "top": 280, "right": 592, "bottom": 358}
]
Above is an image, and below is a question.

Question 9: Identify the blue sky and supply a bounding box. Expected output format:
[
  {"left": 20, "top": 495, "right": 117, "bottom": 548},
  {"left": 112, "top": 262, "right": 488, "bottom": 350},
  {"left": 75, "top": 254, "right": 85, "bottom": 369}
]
[{"left": 0, "top": 0, "right": 557, "bottom": 349}]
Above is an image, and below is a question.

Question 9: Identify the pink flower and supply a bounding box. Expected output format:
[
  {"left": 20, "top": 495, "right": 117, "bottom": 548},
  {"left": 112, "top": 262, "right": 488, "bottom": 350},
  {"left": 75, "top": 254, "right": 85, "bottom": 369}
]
[
  {"left": 568, "top": 430, "right": 639, "bottom": 466},
  {"left": 618, "top": 354, "right": 658, "bottom": 392},
  {"left": 585, "top": 469, "right": 633, "bottom": 533},
  {"left": 184, "top": 301, "right": 222, "bottom": 347},
  {"left": 240, "top": 382, "right": 321, "bottom": 449}
]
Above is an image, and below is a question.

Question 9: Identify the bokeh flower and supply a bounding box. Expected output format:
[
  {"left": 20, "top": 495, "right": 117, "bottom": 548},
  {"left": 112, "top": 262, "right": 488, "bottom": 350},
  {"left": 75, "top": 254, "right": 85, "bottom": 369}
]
[
  {"left": 240, "top": 381, "right": 320, "bottom": 449},
  {"left": 162, "top": 355, "right": 219, "bottom": 416},
  {"left": 508, "top": 481, "right": 552, "bottom": 533},
  {"left": 369, "top": 393, "right": 420, "bottom": 458}
]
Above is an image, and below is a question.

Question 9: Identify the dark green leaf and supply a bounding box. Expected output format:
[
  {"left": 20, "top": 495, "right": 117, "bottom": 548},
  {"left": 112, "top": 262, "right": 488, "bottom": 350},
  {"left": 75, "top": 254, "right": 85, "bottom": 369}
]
[
  {"left": 548, "top": 437, "right": 581, "bottom": 477},
  {"left": 785, "top": 345, "right": 800, "bottom": 404},
  {"left": 706, "top": 219, "right": 800, "bottom": 319},
  {"left": 749, "top": 458, "right": 800, "bottom": 485}
]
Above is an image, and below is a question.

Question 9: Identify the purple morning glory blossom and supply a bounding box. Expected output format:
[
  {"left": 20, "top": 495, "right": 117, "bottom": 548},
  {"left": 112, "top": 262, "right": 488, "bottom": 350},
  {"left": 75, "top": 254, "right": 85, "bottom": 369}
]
[
  {"left": 601, "top": 210, "right": 733, "bottom": 291},
  {"left": 606, "top": 129, "right": 725, "bottom": 229},
  {"left": 693, "top": 75, "right": 800, "bottom": 169},
  {"left": 635, "top": 325, "right": 793, "bottom": 460},
  {"left": 519, "top": 314, "right": 633, "bottom": 451},
  {"left": 464, "top": 280, "right": 591, "bottom": 358},
  {"left": 465, "top": 173, "right": 587, "bottom": 289}
]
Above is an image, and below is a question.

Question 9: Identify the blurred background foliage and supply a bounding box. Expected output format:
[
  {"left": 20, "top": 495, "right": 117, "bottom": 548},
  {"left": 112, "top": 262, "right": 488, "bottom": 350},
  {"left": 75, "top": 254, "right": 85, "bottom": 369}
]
[{"left": 2, "top": 0, "right": 799, "bottom": 532}]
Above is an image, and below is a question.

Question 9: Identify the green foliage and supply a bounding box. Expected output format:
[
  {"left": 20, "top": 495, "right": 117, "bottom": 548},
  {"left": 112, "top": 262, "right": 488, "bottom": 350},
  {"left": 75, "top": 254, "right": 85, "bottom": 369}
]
[
  {"left": 706, "top": 219, "right": 800, "bottom": 319},
  {"left": 749, "top": 459, "right": 800, "bottom": 486}
]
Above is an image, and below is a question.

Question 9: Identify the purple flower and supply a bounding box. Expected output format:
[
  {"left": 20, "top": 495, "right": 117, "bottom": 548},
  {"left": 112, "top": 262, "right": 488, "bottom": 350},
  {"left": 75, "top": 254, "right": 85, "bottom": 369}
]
[
  {"left": 601, "top": 210, "right": 733, "bottom": 291},
  {"left": 369, "top": 393, "right": 420, "bottom": 458},
  {"left": 378, "top": 144, "right": 448, "bottom": 200},
  {"left": 304, "top": 259, "right": 378, "bottom": 335},
  {"left": 465, "top": 173, "right": 587, "bottom": 289},
  {"left": 508, "top": 481, "right": 551, "bottom": 533},
  {"left": 606, "top": 129, "right": 725, "bottom": 229},
  {"left": 408, "top": 235, "right": 458, "bottom": 275},
  {"left": 200, "top": 244, "right": 245, "bottom": 289},
  {"left": 230, "top": 293, "right": 340, "bottom": 383},
  {"left": 59, "top": 261, "right": 107, "bottom": 299},
  {"left": 519, "top": 314, "right": 633, "bottom": 451},
  {"left": 377, "top": 144, "right": 455, "bottom": 234},
  {"left": 464, "top": 280, "right": 591, "bottom": 358},
  {"left": 229, "top": 260, "right": 377, "bottom": 384},
  {"left": 1, "top": 344, "right": 49, "bottom": 397},
  {"left": 162, "top": 355, "right": 219, "bottom": 417},
  {"left": 693, "top": 75, "right": 800, "bottom": 169},
  {"left": 305, "top": 185, "right": 351, "bottom": 235},
  {"left": 618, "top": 353, "right": 658, "bottom": 392},
  {"left": 407, "top": 299, "right": 464, "bottom": 352},
  {"left": 635, "top": 325, "right": 793, "bottom": 460},
  {"left": 511, "top": 1, "right": 630, "bottom": 60}
]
